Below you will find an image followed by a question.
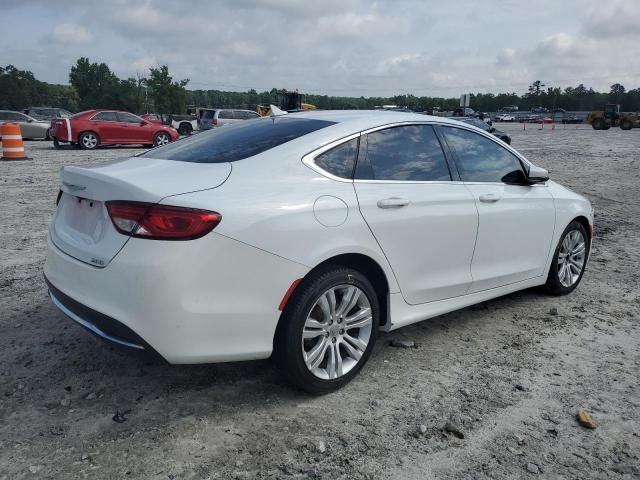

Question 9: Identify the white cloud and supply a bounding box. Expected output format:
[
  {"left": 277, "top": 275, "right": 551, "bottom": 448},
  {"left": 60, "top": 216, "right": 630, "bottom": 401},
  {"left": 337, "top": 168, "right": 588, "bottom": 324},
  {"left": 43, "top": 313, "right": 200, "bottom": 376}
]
[
  {"left": 47, "top": 23, "right": 93, "bottom": 45},
  {"left": 7, "top": 0, "right": 640, "bottom": 96}
]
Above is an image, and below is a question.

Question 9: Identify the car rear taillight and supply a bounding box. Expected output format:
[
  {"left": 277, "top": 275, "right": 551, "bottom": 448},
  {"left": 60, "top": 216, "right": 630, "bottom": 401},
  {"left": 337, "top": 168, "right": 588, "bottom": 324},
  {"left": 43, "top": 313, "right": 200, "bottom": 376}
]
[
  {"left": 212, "top": 118, "right": 218, "bottom": 126},
  {"left": 106, "top": 201, "right": 221, "bottom": 240}
]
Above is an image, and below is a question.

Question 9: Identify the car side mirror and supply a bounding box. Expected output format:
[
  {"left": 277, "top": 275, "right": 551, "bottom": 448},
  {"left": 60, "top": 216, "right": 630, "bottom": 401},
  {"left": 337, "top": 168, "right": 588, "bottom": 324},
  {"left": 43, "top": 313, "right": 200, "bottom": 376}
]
[
  {"left": 527, "top": 165, "right": 549, "bottom": 184},
  {"left": 27, "top": 119, "right": 34, "bottom": 123},
  {"left": 140, "top": 121, "right": 148, "bottom": 126},
  {"left": 502, "top": 169, "right": 528, "bottom": 185},
  {"left": 489, "top": 126, "right": 496, "bottom": 133}
]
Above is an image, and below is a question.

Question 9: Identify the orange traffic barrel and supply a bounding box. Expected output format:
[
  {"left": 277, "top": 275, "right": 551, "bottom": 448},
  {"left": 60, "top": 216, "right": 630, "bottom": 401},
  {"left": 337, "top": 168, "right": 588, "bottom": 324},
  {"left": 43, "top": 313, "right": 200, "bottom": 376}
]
[{"left": 1, "top": 123, "right": 30, "bottom": 160}]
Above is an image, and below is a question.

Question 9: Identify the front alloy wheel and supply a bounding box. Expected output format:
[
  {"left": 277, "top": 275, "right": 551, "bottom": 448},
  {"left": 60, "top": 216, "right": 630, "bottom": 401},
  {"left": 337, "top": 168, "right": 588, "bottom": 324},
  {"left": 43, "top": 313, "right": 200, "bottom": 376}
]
[
  {"left": 275, "top": 267, "right": 379, "bottom": 394},
  {"left": 154, "top": 132, "right": 170, "bottom": 146},
  {"left": 545, "top": 221, "right": 589, "bottom": 295}
]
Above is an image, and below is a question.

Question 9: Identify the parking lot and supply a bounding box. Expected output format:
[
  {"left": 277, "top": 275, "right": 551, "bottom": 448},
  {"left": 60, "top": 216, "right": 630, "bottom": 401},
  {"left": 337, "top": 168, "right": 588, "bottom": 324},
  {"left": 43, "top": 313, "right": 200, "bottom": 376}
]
[{"left": 1, "top": 123, "right": 639, "bottom": 479}]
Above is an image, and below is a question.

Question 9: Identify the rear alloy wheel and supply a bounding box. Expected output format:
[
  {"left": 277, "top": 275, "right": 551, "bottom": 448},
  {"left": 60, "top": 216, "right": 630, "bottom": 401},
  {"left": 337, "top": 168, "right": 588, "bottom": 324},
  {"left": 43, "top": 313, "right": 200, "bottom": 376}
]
[
  {"left": 79, "top": 132, "right": 99, "bottom": 150},
  {"left": 154, "top": 132, "right": 171, "bottom": 147},
  {"left": 545, "top": 221, "right": 589, "bottom": 295},
  {"left": 275, "top": 267, "right": 379, "bottom": 394}
]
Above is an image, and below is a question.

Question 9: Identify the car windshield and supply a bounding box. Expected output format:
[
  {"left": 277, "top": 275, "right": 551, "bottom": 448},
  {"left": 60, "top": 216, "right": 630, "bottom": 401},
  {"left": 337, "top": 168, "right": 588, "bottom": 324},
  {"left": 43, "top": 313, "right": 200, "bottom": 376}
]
[{"left": 143, "top": 116, "right": 336, "bottom": 163}]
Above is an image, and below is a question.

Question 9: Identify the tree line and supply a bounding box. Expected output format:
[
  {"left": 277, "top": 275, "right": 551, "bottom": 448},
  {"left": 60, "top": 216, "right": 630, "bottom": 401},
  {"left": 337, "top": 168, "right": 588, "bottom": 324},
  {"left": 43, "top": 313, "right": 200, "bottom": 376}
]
[{"left": 2, "top": 59, "right": 640, "bottom": 114}]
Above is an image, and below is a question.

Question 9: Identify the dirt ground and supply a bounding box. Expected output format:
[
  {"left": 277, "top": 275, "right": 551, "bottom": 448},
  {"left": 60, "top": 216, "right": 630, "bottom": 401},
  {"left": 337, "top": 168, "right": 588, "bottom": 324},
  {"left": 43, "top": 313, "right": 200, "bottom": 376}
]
[{"left": 1, "top": 124, "right": 639, "bottom": 480}]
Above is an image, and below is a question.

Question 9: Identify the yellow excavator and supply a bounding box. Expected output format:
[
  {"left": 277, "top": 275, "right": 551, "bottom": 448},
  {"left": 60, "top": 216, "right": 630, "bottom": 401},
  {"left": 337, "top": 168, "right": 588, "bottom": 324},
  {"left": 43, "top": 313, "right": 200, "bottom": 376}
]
[
  {"left": 256, "top": 90, "right": 316, "bottom": 116},
  {"left": 586, "top": 104, "right": 639, "bottom": 130}
]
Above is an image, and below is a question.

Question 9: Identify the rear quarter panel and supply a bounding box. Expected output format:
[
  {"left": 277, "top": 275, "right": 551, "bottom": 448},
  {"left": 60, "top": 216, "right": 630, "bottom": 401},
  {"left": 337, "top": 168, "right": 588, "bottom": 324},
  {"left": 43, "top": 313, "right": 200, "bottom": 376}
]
[{"left": 162, "top": 151, "right": 401, "bottom": 294}]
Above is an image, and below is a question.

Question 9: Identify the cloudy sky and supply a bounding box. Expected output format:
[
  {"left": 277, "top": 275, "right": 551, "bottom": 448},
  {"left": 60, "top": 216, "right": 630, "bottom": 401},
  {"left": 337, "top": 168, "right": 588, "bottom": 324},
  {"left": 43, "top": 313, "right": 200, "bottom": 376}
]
[{"left": 1, "top": 0, "right": 639, "bottom": 97}]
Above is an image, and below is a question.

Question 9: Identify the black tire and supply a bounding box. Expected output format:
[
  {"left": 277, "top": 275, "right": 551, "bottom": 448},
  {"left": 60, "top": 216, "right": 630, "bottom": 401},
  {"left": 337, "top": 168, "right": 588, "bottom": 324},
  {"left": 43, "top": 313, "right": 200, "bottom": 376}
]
[
  {"left": 591, "top": 118, "right": 604, "bottom": 130},
  {"left": 153, "top": 132, "right": 171, "bottom": 147},
  {"left": 274, "top": 266, "right": 380, "bottom": 394},
  {"left": 79, "top": 131, "right": 99, "bottom": 150},
  {"left": 620, "top": 119, "right": 633, "bottom": 131},
  {"left": 178, "top": 123, "right": 193, "bottom": 136},
  {"left": 545, "top": 221, "right": 589, "bottom": 296},
  {"left": 53, "top": 138, "right": 61, "bottom": 149}
]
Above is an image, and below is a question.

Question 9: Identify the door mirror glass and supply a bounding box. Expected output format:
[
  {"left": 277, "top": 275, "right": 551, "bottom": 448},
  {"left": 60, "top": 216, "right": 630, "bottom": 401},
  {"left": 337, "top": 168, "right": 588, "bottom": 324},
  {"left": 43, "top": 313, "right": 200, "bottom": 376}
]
[
  {"left": 501, "top": 169, "right": 528, "bottom": 185},
  {"left": 527, "top": 165, "right": 549, "bottom": 183}
]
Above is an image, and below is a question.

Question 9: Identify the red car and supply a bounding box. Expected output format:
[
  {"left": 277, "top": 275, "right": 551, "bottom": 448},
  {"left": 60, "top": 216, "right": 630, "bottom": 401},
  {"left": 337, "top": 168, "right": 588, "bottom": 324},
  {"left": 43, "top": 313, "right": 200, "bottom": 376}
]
[{"left": 50, "top": 110, "right": 179, "bottom": 150}]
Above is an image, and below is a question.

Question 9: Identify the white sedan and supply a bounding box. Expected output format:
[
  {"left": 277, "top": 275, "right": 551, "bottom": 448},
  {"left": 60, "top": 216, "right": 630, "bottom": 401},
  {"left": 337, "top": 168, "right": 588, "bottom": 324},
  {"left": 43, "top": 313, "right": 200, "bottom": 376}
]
[
  {"left": 44, "top": 111, "right": 593, "bottom": 393},
  {"left": 496, "top": 113, "right": 516, "bottom": 122}
]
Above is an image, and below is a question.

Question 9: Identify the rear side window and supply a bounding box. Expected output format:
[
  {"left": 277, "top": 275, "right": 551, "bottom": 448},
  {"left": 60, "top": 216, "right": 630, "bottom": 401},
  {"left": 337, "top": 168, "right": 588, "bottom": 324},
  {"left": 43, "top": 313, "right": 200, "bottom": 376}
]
[
  {"left": 314, "top": 138, "right": 358, "bottom": 179},
  {"left": 7, "top": 112, "right": 28, "bottom": 121},
  {"left": 143, "top": 117, "right": 335, "bottom": 163},
  {"left": 218, "top": 110, "right": 233, "bottom": 119},
  {"left": 92, "top": 112, "right": 118, "bottom": 122},
  {"left": 356, "top": 125, "right": 451, "bottom": 181},
  {"left": 442, "top": 127, "right": 523, "bottom": 183},
  {"left": 117, "top": 112, "right": 142, "bottom": 123}
]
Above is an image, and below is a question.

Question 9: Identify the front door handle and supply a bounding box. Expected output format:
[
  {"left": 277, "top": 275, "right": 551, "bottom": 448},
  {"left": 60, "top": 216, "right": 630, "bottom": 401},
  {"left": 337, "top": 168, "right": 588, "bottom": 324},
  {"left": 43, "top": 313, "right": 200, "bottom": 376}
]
[
  {"left": 479, "top": 194, "right": 501, "bottom": 203},
  {"left": 377, "top": 197, "right": 410, "bottom": 209}
]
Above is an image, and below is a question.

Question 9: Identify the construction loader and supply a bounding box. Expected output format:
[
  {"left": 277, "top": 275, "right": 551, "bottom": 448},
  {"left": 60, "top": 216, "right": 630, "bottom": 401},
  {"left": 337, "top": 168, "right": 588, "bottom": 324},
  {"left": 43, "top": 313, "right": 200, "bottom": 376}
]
[
  {"left": 586, "top": 104, "right": 639, "bottom": 130},
  {"left": 256, "top": 90, "right": 316, "bottom": 116}
]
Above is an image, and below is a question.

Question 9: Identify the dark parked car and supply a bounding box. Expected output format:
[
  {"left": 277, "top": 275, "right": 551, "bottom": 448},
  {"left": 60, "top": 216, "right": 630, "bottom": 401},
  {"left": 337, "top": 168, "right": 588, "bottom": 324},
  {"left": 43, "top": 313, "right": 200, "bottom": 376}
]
[
  {"left": 531, "top": 107, "right": 550, "bottom": 114},
  {"left": 498, "top": 105, "right": 518, "bottom": 112},
  {"left": 562, "top": 116, "right": 583, "bottom": 124},
  {"left": 551, "top": 108, "right": 566, "bottom": 113},
  {"left": 458, "top": 118, "right": 511, "bottom": 145}
]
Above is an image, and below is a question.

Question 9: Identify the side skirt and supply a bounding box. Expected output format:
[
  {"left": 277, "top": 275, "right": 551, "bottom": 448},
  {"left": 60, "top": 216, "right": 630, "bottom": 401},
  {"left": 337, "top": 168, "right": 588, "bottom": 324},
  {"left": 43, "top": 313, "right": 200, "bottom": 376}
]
[{"left": 384, "top": 276, "right": 545, "bottom": 332}]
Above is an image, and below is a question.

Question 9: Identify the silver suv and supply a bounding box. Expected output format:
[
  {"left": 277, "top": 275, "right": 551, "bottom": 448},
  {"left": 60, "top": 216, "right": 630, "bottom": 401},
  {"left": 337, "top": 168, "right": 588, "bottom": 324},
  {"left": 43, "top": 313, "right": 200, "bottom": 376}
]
[{"left": 200, "top": 109, "right": 260, "bottom": 130}]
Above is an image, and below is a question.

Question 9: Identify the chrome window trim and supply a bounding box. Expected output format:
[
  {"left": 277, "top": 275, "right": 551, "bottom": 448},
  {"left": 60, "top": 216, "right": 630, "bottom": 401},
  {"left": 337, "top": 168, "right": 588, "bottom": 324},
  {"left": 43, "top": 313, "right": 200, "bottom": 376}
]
[
  {"left": 302, "top": 120, "right": 539, "bottom": 184},
  {"left": 89, "top": 111, "right": 119, "bottom": 123}
]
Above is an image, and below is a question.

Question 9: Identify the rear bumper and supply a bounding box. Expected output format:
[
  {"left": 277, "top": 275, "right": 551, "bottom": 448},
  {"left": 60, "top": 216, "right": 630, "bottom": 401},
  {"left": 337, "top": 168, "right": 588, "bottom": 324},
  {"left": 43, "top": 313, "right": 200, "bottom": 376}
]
[
  {"left": 46, "top": 277, "right": 151, "bottom": 351},
  {"left": 44, "top": 233, "right": 309, "bottom": 364}
]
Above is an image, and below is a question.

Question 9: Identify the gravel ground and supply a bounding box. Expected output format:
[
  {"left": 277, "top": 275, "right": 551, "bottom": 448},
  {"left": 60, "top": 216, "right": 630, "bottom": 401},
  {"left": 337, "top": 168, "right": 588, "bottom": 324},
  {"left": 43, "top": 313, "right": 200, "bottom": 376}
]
[{"left": 1, "top": 125, "right": 639, "bottom": 479}]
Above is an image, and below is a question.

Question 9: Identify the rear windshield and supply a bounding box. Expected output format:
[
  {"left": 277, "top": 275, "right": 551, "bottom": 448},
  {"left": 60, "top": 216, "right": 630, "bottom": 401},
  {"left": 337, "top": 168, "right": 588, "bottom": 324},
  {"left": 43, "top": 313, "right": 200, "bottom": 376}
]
[
  {"left": 202, "top": 110, "right": 216, "bottom": 119},
  {"left": 143, "top": 116, "right": 335, "bottom": 163}
]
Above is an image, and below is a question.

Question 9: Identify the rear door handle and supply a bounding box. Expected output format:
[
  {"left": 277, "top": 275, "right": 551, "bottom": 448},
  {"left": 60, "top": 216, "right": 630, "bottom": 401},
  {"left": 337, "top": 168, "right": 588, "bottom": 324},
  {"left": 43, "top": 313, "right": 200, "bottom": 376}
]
[
  {"left": 479, "top": 194, "right": 501, "bottom": 203},
  {"left": 377, "top": 197, "right": 410, "bottom": 209}
]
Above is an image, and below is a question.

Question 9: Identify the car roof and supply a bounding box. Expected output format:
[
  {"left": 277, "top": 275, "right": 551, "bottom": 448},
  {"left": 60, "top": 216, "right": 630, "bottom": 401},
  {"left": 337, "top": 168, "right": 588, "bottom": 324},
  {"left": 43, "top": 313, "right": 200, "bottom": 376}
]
[{"left": 285, "top": 109, "right": 471, "bottom": 133}]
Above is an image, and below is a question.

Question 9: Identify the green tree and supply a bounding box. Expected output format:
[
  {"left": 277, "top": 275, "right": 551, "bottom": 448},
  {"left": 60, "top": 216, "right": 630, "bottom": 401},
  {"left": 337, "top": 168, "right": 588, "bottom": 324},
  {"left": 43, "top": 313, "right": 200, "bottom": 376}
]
[{"left": 145, "top": 65, "right": 189, "bottom": 114}]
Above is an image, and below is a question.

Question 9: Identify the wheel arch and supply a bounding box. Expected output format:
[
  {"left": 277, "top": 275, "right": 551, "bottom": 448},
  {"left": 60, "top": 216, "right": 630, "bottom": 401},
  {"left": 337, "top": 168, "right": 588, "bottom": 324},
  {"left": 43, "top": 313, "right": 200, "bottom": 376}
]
[
  {"left": 572, "top": 215, "right": 592, "bottom": 241},
  {"left": 279, "top": 253, "right": 392, "bottom": 331},
  {"left": 77, "top": 129, "right": 99, "bottom": 143}
]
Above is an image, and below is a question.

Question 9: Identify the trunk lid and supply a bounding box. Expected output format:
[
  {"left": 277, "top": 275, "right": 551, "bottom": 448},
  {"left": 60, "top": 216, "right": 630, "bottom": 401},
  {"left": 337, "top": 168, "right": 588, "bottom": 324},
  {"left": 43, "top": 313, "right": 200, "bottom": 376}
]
[{"left": 50, "top": 157, "right": 231, "bottom": 267}]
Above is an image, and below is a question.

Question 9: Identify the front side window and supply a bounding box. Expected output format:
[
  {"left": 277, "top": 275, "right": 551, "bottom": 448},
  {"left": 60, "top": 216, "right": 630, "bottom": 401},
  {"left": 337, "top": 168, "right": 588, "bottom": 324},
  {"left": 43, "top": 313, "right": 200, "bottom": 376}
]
[
  {"left": 92, "top": 112, "right": 118, "bottom": 122},
  {"left": 218, "top": 110, "right": 233, "bottom": 119},
  {"left": 356, "top": 125, "right": 451, "bottom": 181},
  {"left": 117, "top": 112, "right": 143, "bottom": 123},
  {"left": 442, "top": 127, "right": 524, "bottom": 183},
  {"left": 314, "top": 138, "right": 358, "bottom": 179},
  {"left": 143, "top": 117, "right": 335, "bottom": 163}
]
